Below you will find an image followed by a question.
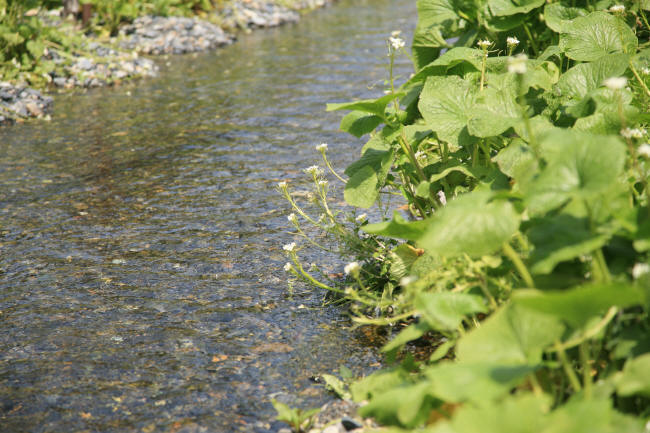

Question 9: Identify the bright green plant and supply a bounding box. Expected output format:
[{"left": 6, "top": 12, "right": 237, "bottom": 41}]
[
  {"left": 280, "top": 0, "right": 650, "bottom": 430},
  {"left": 271, "top": 399, "right": 320, "bottom": 433}
]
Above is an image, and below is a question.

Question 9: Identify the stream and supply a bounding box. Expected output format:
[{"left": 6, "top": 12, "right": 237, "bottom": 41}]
[{"left": 0, "top": 1, "right": 415, "bottom": 431}]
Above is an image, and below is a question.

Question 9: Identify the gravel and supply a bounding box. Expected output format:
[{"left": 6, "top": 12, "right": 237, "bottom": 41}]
[{"left": 0, "top": 81, "right": 53, "bottom": 125}]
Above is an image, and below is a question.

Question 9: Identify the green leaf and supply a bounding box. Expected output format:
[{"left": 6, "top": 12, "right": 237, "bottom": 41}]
[
  {"left": 382, "top": 321, "right": 429, "bottom": 353},
  {"left": 493, "top": 140, "right": 537, "bottom": 180},
  {"left": 555, "top": 53, "right": 630, "bottom": 100},
  {"left": 345, "top": 165, "right": 379, "bottom": 208},
  {"left": 425, "top": 362, "right": 536, "bottom": 403},
  {"left": 544, "top": 3, "right": 587, "bottom": 33},
  {"left": 351, "top": 363, "right": 415, "bottom": 402},
  {"left": 614, "top": 353, "right": 650, "bottom": 397},
  {"left": 513, "top": 283, "right": 644, "bottom": 329},
  {"left": 359, "top": 381, "right": 437, "bottom": 428},
  {"left": 340, "top": 111, "right": 383, "bottom": 138},
  {"left": 321, "top": 374, "right": 352, "bottom": 400},
  {"left": 344, "top": 149, "right": 393, "bottom": 208},
  {"left": 527, "top": 214, "right": 612, "bottom": 274},
  {"left": 412, "top": 0, "right": 461, "bottom": 69},
  {"left": 415, "top": 292, "right": 487, "bottom": 332},
  {"left": 525, "top": 129, "right": 626, "bottom": 215},
  {"left": 419, "top": 75, "right": 477, "bottom": 147},
  {"left": 327, "top": 92, "right": 403, "bottom": 118},
  {"left": 559, "top": 12, "right": 637, "bottom": 61},
  {"left": 363, "top": 211, "right": 430, "bottom": 241},
  {"left": 434, "top": 394, "right": 549, "bottom": 433},
  {"left": 456, "top": 303, "right": 565, "bottom": 364},
  {"left": 418, "top": 191, "right": 520, "bottom": 257},
  {"left": 25, "top": 39, "right": 43, "bottom": 59},
  {"left": 488, "top": 0, "right": 545, "bottom": 16},
  {"left": 468, "top": 74, "right": 520, "bottom": 137}
]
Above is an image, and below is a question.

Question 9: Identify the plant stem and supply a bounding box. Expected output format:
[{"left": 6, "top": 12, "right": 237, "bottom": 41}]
[
  {"left": 502, "top": 242, "right": 535, "bottom": 288},
  {"left": 555, "top": 341, "right": 582, "bottom": 393},
  {"left": 594, "top": 248, "right": 612, "bottom": 283},
  {"left": 321, "top": 152, "right": 347, "bottom": 183},
  {"left": 579, "top": 341, "right": 592, "bottom": 399},
  {"left": 522, "top": 22, "right": 539, "bottom": 56},
  {"left": 629, "top": 63, "right": 650, "bottom": 97}
]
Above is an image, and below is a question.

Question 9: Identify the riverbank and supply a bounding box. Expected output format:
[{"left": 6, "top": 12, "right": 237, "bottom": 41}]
[{"left": 0, "top": 0, "right": 334, "bottom": 126}]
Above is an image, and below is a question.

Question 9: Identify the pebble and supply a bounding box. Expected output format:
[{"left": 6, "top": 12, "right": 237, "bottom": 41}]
[
  {"left": 0, "top": 81, "right": 53, "bottom": 125},
  {"left": 119, "top": 16, "right": 234, "bottom": 55}
]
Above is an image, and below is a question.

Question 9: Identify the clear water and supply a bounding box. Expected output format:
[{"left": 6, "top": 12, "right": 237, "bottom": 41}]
[{"left": 0, "top": 1, "right": 415, "bottom": 431}]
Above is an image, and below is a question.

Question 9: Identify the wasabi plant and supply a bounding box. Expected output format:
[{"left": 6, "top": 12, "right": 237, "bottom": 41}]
[{"left": 280, "top": 3, "right": 650, "bottom": 431}]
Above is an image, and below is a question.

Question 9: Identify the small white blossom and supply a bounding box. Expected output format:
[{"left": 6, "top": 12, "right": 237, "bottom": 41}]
[
  {"left": 507, "top": 54, "right": 528, "bottom": 74},
  {"left": 604, "top": 76, "right": 627, "bottom": 90},
  {"left": 303, "top": 165, "right": 324, "bottom": 176},
  {"left": 437, "top": 190, "right": 447, "bottom": 206},
  {"left": 283, "top": 242, "right": 296, "bottom": 252},
  {"left": 318, "top": 180, "right": 329, "bottom": 188},
  {"left": 621, "top": 128, "right": 645, "bottom": 139},
  {"left": 632, "top": 262, "right": 650, "bottom": 279},
  {"left": 642, "top": 67, "right": 650, "bottom": 76},
  {"left": 356, "top": 213, "right": 368, "bottom": 223},
  {"left": 414, "top": 150, "right": 426, "bottom": 161},
  {"left": 344, "top": 261, "right": 361, "bottom": 276},
  {"left": 277, "top": 181, "right": 288, "bottom": 189},
  {"left": 287, "top": 213, "right": 297, "bottom": 223},
  {"left": 284, "top": 262, "right": 293, "bottom": 272},
  {"left": 506, "top": 36, "right": 520, "bottom": 47},
  {"left": 477, "top": 39, "right": 492, "bottom": 49},
  {"left": 609, "top": 4, "right": 625, "bottom": 13},
  {"left": 316, "top": 143, "right": 328, "bottom": 152},
  {"left": 391, "top": 30, "right": 402, "bottom": 37},
  {"left": 400, "top": 275, "right": 418, "bottom": 286},
  {"left": 389, "top": 36, "right": 406, "bottom": 50},
  {"left": 638, "top": 143, "right": 650, "bottom": 158}
]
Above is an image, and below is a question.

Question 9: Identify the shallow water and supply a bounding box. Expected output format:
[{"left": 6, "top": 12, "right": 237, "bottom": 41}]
[{"left": 0, "top": 1, "right": 415, "bottom": 431}]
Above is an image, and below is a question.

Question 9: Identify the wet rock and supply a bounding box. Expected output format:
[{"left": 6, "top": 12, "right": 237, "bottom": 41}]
[
  {"left": 221, "top": 1, "right": 300, "bottom": 30},
  {"left": 119, "top": 16, "right": 234, "bottom": 55},
  {"left": 0, "top": 81, "right": 53, "bottom": 124},
  {"left": 340, "top": 417, "right": 363, "bottom": 431}
]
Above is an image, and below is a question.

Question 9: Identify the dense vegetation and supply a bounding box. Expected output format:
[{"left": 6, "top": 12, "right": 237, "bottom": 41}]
[
  {"left": 0, "top": 0, "right": 227, "bottom": 86},
  {"left": 281, "top": 0, "right": 650, "bottom": 431}
]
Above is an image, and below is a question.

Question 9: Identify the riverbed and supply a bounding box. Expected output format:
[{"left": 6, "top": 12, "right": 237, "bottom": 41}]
[{"left": 0, "top": 1, "right": 415, "bottom": 431}]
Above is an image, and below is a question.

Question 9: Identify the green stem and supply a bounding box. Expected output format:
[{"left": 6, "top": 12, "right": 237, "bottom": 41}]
[
  {"left": 480, "top": 49, "right": 487, "bottom": 91},
  {"left": 629, "top": 63, "right": 650, "bottom": 97},
  {"left": 594, "top": 248, "right": 612, "bottom": 283},
  {"left": 579, "top": 342, "right": 592, "bottom": 399},
  {"left": 522, "top": 22, "right": 539, "bottom": 56},
  {"left": 321, "top": 152, "right": 346, "bottom": 183},
  {"left": 555, "top": 341, "right": 582, "bottom": 393},
  {"left": 502, "top": 242, "right": 535, "bottom": 288}
]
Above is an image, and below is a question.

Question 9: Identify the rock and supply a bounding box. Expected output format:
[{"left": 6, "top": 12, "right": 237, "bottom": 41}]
[
  {"left": 340, "top": 417, "right": 363, "bottom": 431},
  {"left": 25, "top": 102, "right": 43, "bottom": 117}
]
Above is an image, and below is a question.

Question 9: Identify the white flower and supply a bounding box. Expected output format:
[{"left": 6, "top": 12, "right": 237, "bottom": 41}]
[
  {"left": 638, "top": 143, "right": 650, "bottom": 158},
  {"left": 609, "top": 4, "right": 625, "bottom": 13},
  {"left": 284, "top": 262, "right": 293, "bottom": 272},
  {"left": 400, "top": 275, "right": 418, "bottom": 286},
  {"left": 507, "top": 54, "right": 528, "bottom": 74},
  {"left": 603, "top": 76, "right": 627, "bottom": 90},
  {"left": 477, "top": 39, "right": 492, "bottom": 49},
  {"left": 621, "top": 128, "right": 645, "bottom": 139},
  {"left": 642, "top": 67, "right": 650, "bottom": 76},
  {"left": 506, "top": 36, "right": 520, "bottom": 47},
  {"left": 632, "top": 262, "right": 650, "bottom": 279},
  {"left": 319, "top": 180, "right": 329, "bottom": 188},
  {"left": 316, "top": 143, "right": 328, "bottom": 152},
  {"left": 287, "top": 213, "right": 297, "bottom": 223},
  {"left": 355, "top": 213, "right": 368, "bottom": 222},
  {"left": 437, "top": 190, "right": 447, "bottom": 206},
  {"left": 303, "top": 165, "right": 324, "bottom": 176},
  {"left": 389, "top": 36, "right": 406, "bottom": 50},
  {"left": 391, "top": 30, "right": 402, "bottom": 37},
  {"left": 277, "top": 181, "right": 288, "bottom": 189},
  {"left": 344, "top": 261, "right": 361, "bottom": 276},
  {"left": 414, "top": 150, "right": 426, "bottom": 161},
  {"left": 283, "top": 242, "right": 296, "bottom": 252}
]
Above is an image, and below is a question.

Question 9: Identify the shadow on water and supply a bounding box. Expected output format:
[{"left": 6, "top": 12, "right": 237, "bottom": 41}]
[{"left": 0, "top": 0, "right": 415, "bottom": 431}]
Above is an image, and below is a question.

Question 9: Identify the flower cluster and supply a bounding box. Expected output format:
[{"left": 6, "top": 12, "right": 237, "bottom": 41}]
[
  {"left": 283, "top": 242, "right": 296, "bottom": 252},
  {"left": 477, "top": 39, "right": 492, "bottom": 49},
  {"left": 621, "top": 128, "right": 645, "bottom": 139},
  {"left": 303, "top": 165, "right": 324, "bottom": 177},
  {"left": 315, "top": 143, "right": 328, "bottom": 152},
  {"left": 609, "top": 4, "right": 625, "bottom": 13},
  {"left": 344, "top": 261, "right": 360, "bottom": 276},
  {"left": 389, "top": 36, "right": 406, "bottom": 51},
  {"left": 506, "top": 36, "right": 519, "bottom": 47}
]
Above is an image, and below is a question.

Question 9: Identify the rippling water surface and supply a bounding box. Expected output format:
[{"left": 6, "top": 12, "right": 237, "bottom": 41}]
[{"left": 0, "top": 1, "right": 415, "bottom": 431}]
